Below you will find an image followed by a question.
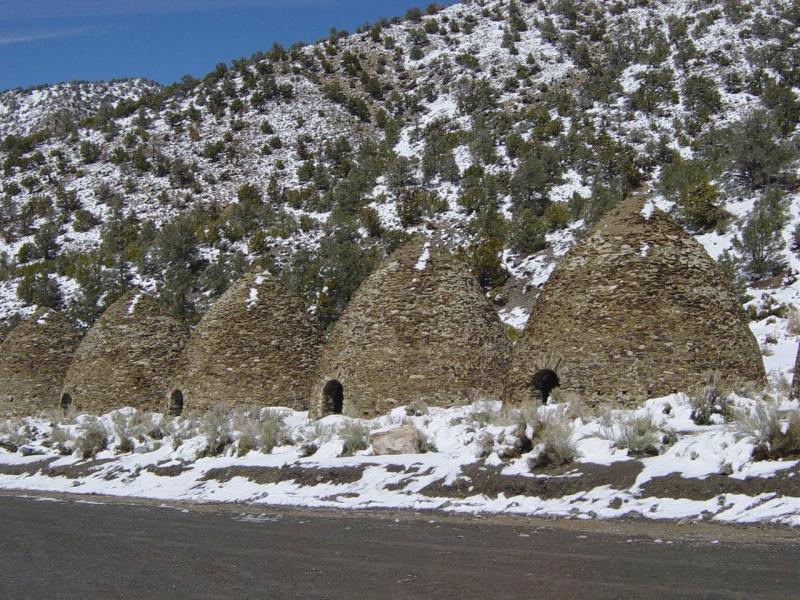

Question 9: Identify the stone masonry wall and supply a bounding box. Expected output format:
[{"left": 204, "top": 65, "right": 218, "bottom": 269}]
[
  {"left": 504, "top": 197, "right": 765, "bottom": 410},
  {"left": 171, "top": 272, "right": 322, "bottom": 411},
  {"left": 0, "top": 309, "right": 82, "bottom": 417},
  {"left": 309, "top": 239, "right": 512, "bottom": 419},
  {"left": 62, "top": 292, "right": 188, "bottom": 413}
]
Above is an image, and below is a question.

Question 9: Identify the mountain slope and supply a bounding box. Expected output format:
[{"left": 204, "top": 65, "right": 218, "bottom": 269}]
[
  {"left": 0, "top": 79, "right": 160, "bottom": 139},
  {"left": 0, "top": 0, "right": 798, "bottom": 380}
]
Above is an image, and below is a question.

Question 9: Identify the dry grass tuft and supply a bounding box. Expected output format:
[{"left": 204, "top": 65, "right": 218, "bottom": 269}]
[
  {"left": 600, "top": 411, "right": 661, "bottom": 456},
  {"left": 110, "top": 410, "right": 151, "bottom": 450},
  {"left": 527, "top": 408, "right": 579, "bottom": 469},
  {"left": 735, "top": 402, "right": 800, "bottom": 460},
  {"left": 688, "top": 371, "right": 734, "bottom": 425},
  {"left": 339, "top": 421, "right": 370, "bottom": 456},
  {"left": 45, "top": 405, "right": 78, "bottom": 425},
  {"left": 405, "top": 399, "right": 429, "bottom": 417},
  {"left": 73, "top": 419, "right": 108, "bottom": 459},
  {"left": 258, "top": 412, "right": 287, "bottom": 453},
  {"left": 200, "top": 403, "right": 234, "bottom": 456},
  {"left": 229, "top": 408, "right": 288, "bottom": 456},
  {"left": 0, "top": 418, "right": 29, "bottom": 450},
  {"left": 787, "top": 308, "right": 800, "bottom": 336}
]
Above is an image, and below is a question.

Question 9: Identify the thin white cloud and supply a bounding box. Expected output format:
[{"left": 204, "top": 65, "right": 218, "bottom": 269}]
[
  {"left": 0, "top": 28, "right": 91, "bottom": 45},
  {"left": 0, "top": 0, "right": 304, "bottom": 20}
]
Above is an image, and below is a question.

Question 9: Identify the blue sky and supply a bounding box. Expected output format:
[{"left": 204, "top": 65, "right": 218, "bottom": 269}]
[{"left": 0, "top": 0, "right": 455, "bottom": 91}]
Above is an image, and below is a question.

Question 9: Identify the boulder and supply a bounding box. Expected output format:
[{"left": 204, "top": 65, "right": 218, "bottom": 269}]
[{"left": 369, "top": 423, "right": 420, "bottom": 455}]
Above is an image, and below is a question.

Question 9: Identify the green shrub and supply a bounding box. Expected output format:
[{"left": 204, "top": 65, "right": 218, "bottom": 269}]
[
  {"left": 683, "top": 75, "right": 722, "bottom": 124},
  {"left": 510, "top": 210, "right": 547, "bottom": 253},
  {"left": 460, "top": 236, "right": 509, "bottom": 290},
  {"left": 237, "top": 183, "right": 262, "bottom": 205},
  {"left": 33, "top": 222, "right": 60, "bottom": 260},
  {"left": 727, "top": 110, "right": 792, "bottom": 189},
  {"left": 359, "top": 206, "right": 383, "bottom": 237},
  {"left": 544, "top": 202, "right": 570, "bottom": 230},
  {"left": 791, "top": 223, "right": 800, "bottom": 256},
  {"left": 733, "top": 188, "right": 788, "bottom": 278},
  {"left": 16, "top": 242, "right": 39, "bottom": 264},
  {"left": 386, "top": 156, "right": 418, "bottom": 192},
  {"left": 16, "top": 272, "right": 62, "bottom": 308},
  {"left": 584, "top": 185, "right": 623, "bottom": 225},
  {"left": 201, "top": 140, "right": 225, "bottom": 161},
  {"left": 79, "top": 141, "right": 101, "bottom": 164},
  {"left": 73, "top": 209, "right": 100, "bottom": 233},
  {"left": 26, "top": 195, "right": 53, "bottom": 218},
  {"left": 455, "top": 78, "right": 498, "bottom": 115},
  {"left": 0, "top": 252, "right": 14, "bottom": 281},
  {"left": 397, "top": 188, "right": 445, "bottom": 227},
  {"left": 677, "top": 177, "right": 726, "bottom": 232},
  {"left": 716, "top": 250, "right": 751, "bottom": 305},
  {"left": 509, "top": 156, "right": 550, "bottom": 214}
]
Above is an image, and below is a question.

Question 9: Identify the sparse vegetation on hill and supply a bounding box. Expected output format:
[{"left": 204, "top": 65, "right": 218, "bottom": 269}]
[{"left": 0, "top": 0, "right": 797, "bottom": 341}]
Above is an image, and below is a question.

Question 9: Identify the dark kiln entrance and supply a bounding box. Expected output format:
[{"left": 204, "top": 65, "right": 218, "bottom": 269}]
[
  {"left": 322, "top": 380, "right": 344, "bottom": 414},
  {"left": 169, "top": 389, "right": 184, "bottom": 416},
  {"left": 531, "top": 369, "right": 560, "bottom": 404}
]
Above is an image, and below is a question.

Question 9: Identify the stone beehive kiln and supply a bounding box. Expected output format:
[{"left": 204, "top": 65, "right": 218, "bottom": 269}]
[
  {"left": 0, "top": 309, "right": 82, "bottom": 416},
  {"left": 62, "top": 292, "right": 187, "bottom": 413},
  {"left": 308, "top": 238, "right": 512, "bottom": 419},
  {"left": 171, "top": 272, "right": 322, "bottom": 411},
  {"left": 504, "top": 197, "right": 765, "bottom": 410}
]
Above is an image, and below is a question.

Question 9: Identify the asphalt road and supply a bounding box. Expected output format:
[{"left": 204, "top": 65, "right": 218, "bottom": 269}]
[{"left": 0, "top": 493, "right": 798, "bottom": 599}]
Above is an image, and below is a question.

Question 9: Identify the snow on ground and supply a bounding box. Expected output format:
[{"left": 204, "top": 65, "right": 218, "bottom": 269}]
[
  {"left": 498, "top": 305, "right": 528, "bottom": 329},
  {"left": 1, "top": 394, "right": 799, "bottom": 527},
  {"left": 414, "top": 241, "right": 431, "bottom": 271}
]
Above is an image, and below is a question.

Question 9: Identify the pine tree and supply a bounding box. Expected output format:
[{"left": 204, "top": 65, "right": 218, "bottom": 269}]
[
  {"left": 16, "top": 272, "right": 62, "bottom": 308},
  {"left": 678, "top": 177, "right": 725, "bottom": 232},
  {"left": 461, "top": 237, "right": 509, "bottom": 290},
  {"left": 733, "top": 189, "right": 788, "bottom": 278},
  {"left": 508, "top": 0, "right": 528, "bottom": 32}
]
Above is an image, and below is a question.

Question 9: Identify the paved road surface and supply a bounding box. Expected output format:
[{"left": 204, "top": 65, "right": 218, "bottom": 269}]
[{"left": 0, "top": 493, "right": 798, "bottom": 599}]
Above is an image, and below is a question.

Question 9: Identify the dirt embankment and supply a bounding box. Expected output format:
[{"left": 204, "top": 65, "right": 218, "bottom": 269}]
[
  {"left": 420, "top": 461, "right": 643, "bottom": 499},
  {"left": 3, "top": 454, "right": 800, "bottom": 512}
]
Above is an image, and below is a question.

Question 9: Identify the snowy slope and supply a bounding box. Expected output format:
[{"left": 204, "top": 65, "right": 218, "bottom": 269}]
[
  {"left": 1, "top": 395, "right": 799, "bottom": 526},
  {"left": 0, "top": 79, "right": 160, "bottom": 138}
]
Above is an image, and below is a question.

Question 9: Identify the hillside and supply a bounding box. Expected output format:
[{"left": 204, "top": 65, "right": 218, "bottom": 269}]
[
  {"left": 0, "top": 79, "right": 160, "bottom": 139},
  {"left": 0, "top": 0, "right": 798, "bottom": 381}
]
